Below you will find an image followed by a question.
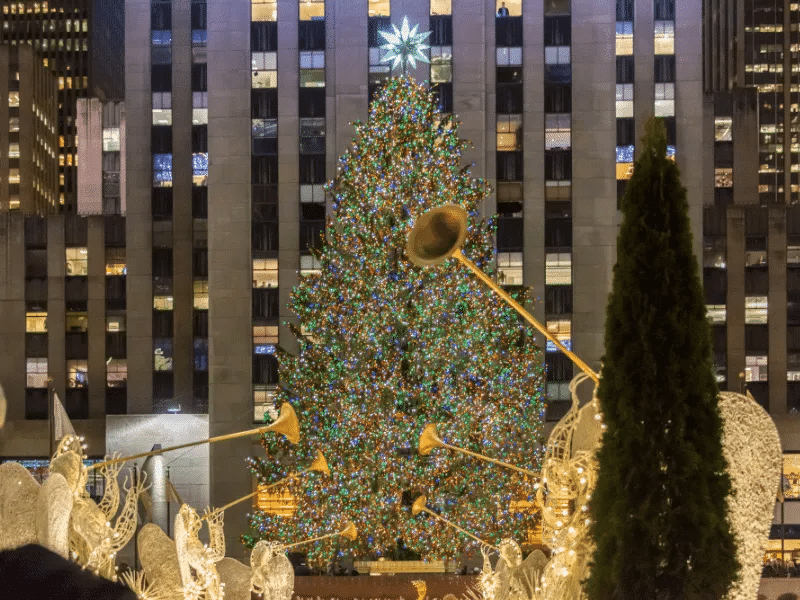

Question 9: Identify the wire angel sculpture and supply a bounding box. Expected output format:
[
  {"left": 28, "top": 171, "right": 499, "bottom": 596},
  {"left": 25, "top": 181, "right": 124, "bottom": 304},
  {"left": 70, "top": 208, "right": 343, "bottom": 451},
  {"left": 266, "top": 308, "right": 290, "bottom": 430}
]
[
  {"left": 49, "top": 434, "right": 146, "bottom": 580},
  {"left": 174, "top": 504, "right": 226, "bottom": 600},
  {"left": 250, "top": 539, "right": 294, "bottom": 600}
]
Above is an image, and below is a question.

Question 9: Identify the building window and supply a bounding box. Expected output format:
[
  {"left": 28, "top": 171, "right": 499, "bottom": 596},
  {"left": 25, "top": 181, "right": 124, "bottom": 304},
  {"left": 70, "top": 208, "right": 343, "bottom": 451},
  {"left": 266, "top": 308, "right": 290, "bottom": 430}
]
[
  {"left": 66, "top": 313, "right": 88, "bottom": 332},
  {"left": 26, "top": 312, "right": 47, "bottom": 333},
  {"left": 715, "top": 168, "right": 733, "bottom": 188},
  {"left": 152, "top": 92, "right": 173, "bottom": 126},
  {"left": 154, "top": 338, "right": 173, "bottom": 371},
  {"left": 153, "top": 154, "right": 173, "bottom": 187},
  {"left": 67, "top": 360, "right": 88, "bottom": 388},
  {"left": 715, "top": 117, "right": 733, "bottom": 142},
  {"left": 430, "top": 46, "right": 453, "bottom": 83},
  {"left": 745, "top": 355, "right": 768, "bottom": 382},
  {"left": 66, "top": 247, "right": 88, "bottom": 276},
  {"left": 107, "top": 316, "right": 125, "bottom": 332},
  {"left": 27, "top": 358, "right": 48, "bottom": 388},
  {"left": 431, "top": 0, "right": 451, "bottom": 14},
  {"left": 105, "top": 248, "right": 126, "bottom": 276},
  {"left": 9, "top": 91, "right": 19, "bottom": 107},
  {"left": 654, "top": 21, "right": 675, "bottom": 55},
  {"left": 497, "top": 251, "right": 522, "bottom": 285},
  {"left": 654, "top": 83, "right": 675, "bottom": 117},
  {"left": 616, "top": 83, "right": 633, "bottom": 118},
  {"left": 545, "top": 114, "right": 571, "bottom": 149},
  {"left": 616, "top": 21, "right": 633, "bottom": 56},
  {"left": 546, "top": 253, "right": 572, "bottom": 285},
  {"left": 193, "top": 280, "right": 209, "bottom": 310},
  {"left": 745, "top": 296, "right": 768, "bottom": 324},
  {"left": 192, "top": 153, "right": 208, "bottom": 186},
  {"left": 497, "top": 115, "right": 522, "bottom": 152},
  {"left": 153, "top": 296, "right": 174, "bottom": 311},
  {"left": 368, "top": 0, "right": 389, "bottom": 16},
  {"left": 706, "top": 305, "right": 726, "bottom": 324},
  {"left": 10, "top": 117, "right": 19, "bottom": 132},
  {"left": 546, "top": 320, "right": 571, "bottom": 352},
  {"left": 107, "top": 359, "right": 127, "bottom": 387},
  {"left": 299, "top": 0, "right": 325, "bottom": 21},
  {"left": 253, "top": 258, "right": 278, "bottom": 288},
  {"left": 8, "top": 143, "right": 20, "bottom": 158},
  {"left": 8, "top": 168, "right": 20, "bottom": 185},
  {"left": 300, "top": 255, "right": 322, "bottom": 277},
  {"left": 252, "top": 52, "right": 278, "bottom": 88},
  {"left": 252, "top": 0, "right": 277, "bottom": 21}
]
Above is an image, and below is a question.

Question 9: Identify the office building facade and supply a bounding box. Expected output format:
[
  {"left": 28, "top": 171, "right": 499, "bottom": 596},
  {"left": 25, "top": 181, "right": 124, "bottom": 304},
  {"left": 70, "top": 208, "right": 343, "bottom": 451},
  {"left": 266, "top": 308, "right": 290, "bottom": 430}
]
[{"left": 0, "top": 0, "right": 124, "bottom": 212}]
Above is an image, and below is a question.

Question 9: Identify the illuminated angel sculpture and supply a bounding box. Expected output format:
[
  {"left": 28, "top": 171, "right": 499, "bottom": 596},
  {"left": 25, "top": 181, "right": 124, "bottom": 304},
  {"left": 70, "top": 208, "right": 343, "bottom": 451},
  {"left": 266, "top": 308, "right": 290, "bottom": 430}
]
[
  {"left": 478, "top": 539, "right": 548, "bottom": 600},
  {"left": 49, "top": 434, "right": 146, "bottom": 580},
  {"left": 174, "top": 503, "right": 226, "bottom": 600},
  {"left": 250, "top": 539, "right": 294, "bottom": 600}
]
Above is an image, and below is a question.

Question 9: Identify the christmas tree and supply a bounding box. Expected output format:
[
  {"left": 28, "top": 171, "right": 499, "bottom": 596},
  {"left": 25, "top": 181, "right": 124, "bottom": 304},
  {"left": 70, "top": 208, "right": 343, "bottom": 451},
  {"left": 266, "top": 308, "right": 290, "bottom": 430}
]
[
  {"left": 586, "top": 118, "right": 738, "bottom": 600},
  {"left": 244, "top": 77, "right": 545, "bottom": 565}
]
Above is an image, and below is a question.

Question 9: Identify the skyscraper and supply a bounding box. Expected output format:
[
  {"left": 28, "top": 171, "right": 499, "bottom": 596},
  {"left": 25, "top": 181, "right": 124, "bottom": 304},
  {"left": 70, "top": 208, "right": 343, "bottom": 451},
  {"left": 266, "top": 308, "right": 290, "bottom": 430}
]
[{"left": 0, "top": 0, "right": 124, "bottom": 212}]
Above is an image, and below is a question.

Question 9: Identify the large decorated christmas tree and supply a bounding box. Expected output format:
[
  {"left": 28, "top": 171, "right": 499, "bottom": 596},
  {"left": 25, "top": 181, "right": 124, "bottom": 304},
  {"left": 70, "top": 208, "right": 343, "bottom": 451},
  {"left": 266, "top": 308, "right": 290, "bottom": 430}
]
[{"left": 243, "top": 77, "right": 545, "bottom": 565}]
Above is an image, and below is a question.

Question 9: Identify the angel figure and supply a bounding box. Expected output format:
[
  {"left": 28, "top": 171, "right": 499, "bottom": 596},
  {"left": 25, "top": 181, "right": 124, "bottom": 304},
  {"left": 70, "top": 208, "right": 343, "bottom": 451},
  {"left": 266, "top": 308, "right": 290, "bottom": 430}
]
[
  {"left": 174, "top": 503, "right": 226, "bottom": 600},
  {"left": 478, "top": 540, "right": 548, "bottom": 600},
  {"left": 250, "top": 540, "right": 294, "bottom": 600},
  {"left": 49, "top": 434, "right": 145, "bottom": 579}
]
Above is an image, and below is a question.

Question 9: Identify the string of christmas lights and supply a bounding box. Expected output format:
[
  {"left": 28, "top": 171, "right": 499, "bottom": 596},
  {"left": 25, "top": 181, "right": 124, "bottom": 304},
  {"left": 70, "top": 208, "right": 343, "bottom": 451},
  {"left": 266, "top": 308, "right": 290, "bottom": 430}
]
[{"left": 243, "top": 77, "right": 546, "bottom": 566}]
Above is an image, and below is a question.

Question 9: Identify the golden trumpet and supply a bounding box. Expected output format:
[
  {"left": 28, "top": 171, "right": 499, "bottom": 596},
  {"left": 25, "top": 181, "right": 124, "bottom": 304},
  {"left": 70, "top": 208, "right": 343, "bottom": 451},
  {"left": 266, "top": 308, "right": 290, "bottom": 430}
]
[
  {"left": 411, "top": 495, "right": 498, "bottom": 551},
  {"left": 284, "top": 521, "right": 358, "bottom": 548},
  {"left": 406, "top": 204, "right": 599, "bottom": 383},
  {"left": 201, "top": 450, "right": 330, "bottom": 521},
  {"left": 88, "top": 402, "right": 300, "bottom": 471},
  {"left": 418, "top": 423, "right": 538, "bottom": 477}
]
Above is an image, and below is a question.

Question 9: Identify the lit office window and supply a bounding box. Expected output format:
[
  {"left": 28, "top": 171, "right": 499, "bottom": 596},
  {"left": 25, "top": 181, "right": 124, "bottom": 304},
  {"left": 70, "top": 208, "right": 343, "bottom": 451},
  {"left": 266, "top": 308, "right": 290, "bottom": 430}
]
[
  {"left": 10, "top": 117, "right": 19, "bottom": 132},
  {"left": 26, "top": 358, "right": 48, "bottom": 388},
  {"left": 616, "top": 83, "right": 633, "bottom": 118},
  {"left": 254, "top": 325, "right": 279, "bottom": 344},
  {"left": 106, "top": 359, "right": 127, "bottom": 387},
  {"left": 65, "top": 247, "right": 88, "bottom": 276},
  {"left": 66, "top": 313, "right": 88, "bottom": 332},
  {"left": 495, "top": 0, "right": 521, "bottom": 15},
  {"left": 368, "top": 0, "right": 389, "bottom": 16},
  {"left": 497, "top": 115, "right": 522, "bottom": 151},
  {"left": 431, "top": 0, "right": 451, "bottom": 15},
  {"left": 153, "top": 153, "right": 173, "bottom": 187},
  {"left": 546, "top": 253, "right": 572, "bottom": 285},
  {"left": 299, "top": 0, "right": 324, "bottom": 20},
  {"left": 706, "top": 305, "right": 726, "bottom": 324},
  {"left": 26, "top": 313, "right": 47, "bottom": 333},
  {"left": 546, "top": 320, "right": 571, "bottom": 352},
  {"left": 715, "top": 117, "right": 732, "bottom": 142},
  {"left": 252, "top": 52, "right": 278, "bottom": 88},
  {"left": 8, "top": 168, "right": 20, "bottom": 184},
  {"left": 152, "top": 92, "right": 173, "bottom": 126},
  {"left": 497, "top": 252, "right": 523, "bottom": 285},
  {"left": 654, "top": 83, "right": 674, "bottom": 117},
  {"left": 8, "top": 143, "right": 20, "bottom": 158},
  {"left": 102, "top": 128, "right": 120, "bottom": 152},
  {"left": 67, "top": 360, "right": 88, "bottom": 388},
  {"left": 745, "top": 296, "right": 768, "bottom": 324},
  {"left": 430, "top": 46, "right": 453, "bottom": 83},
  {"left": 300, "top": 255, "right": 322, "bottom": 277},
  {"left": 616, "top": 21, "right": 633, "bottom": 55},
  {"left": 745, "top": 355, "right": 767, "bottom": 382},
  {"left": 654, "top": 21, "right": 674, "bottom": 54},
  {"left": 545, "top": 114, "right": 571, "bottom": 149},
  {"left": 714, "top": 167, "right": 733, "bottom": 188},
  {"left": 193, "top": 280, "right": 209, "bottom": 310},
  {"left": 252, "top": 0, "right": 277, "bottom": 21},
  {"left": 107, "top": 316, "right": 126, "bottom": 332},
  {"left": 153, "top": 296, "right": 174, "bottom": 310},
  {"left": 154, "top": 339, "right": 173, "bottom": 371},
  {"left": 253, "top": 259, "right": 279, "bottom": 288},
  {"left": 9, "top": 91, "right": 19, "bottom": 107},
  {"left": 192, "top": 153, "right": 208, "bottom": 186}
]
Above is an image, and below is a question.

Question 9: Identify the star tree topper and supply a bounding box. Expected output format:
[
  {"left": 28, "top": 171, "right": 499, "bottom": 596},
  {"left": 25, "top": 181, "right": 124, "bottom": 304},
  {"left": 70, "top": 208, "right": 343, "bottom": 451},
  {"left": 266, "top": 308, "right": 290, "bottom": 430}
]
[{"left": 379, "top": 16, "right": 432, "bottom": 75}]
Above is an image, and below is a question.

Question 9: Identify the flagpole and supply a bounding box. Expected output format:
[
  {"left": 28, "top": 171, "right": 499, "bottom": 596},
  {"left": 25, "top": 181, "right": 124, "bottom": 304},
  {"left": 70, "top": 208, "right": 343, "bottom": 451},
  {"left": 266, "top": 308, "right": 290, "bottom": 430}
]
[
  {"left": 166, "top": 466, "right": 171, "bottom": 538},
  {"left": 47, "top": 383, "right": 54, "bottom": 458}
]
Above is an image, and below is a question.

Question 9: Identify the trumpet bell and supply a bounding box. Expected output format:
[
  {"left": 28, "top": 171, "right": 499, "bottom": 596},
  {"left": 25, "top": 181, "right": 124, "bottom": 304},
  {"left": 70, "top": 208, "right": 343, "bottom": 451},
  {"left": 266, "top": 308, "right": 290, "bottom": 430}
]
[
  {"left": 265, "top": 403, "right": 301, "bottom": 444},
  {"left": 309, "top": 450, "right": 330, "bottom": 475},
  {"left": 418, "top": 424, "right": 444, "bottom": 456},
  {"left": 411, "top": 495, "right": 427, "bottom": 516},
  {"left": 340, "top": 521, "right": 358, "bottom": 541},
  {"left": 406, "top": 204, "right": 469, "bottom": 267}
]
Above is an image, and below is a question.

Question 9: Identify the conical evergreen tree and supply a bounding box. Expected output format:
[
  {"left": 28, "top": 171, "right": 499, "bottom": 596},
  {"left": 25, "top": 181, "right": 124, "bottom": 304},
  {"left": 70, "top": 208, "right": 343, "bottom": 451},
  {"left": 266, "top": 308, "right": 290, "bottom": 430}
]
[
  {"left": 586, "top": 118, "right": 738, "bottom": 600},
  {"left": 243, "top": 77, "right": 545, "bottom": 565}
]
